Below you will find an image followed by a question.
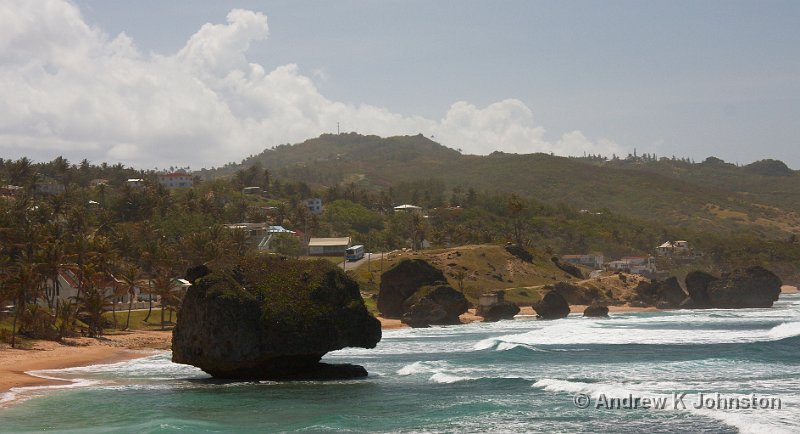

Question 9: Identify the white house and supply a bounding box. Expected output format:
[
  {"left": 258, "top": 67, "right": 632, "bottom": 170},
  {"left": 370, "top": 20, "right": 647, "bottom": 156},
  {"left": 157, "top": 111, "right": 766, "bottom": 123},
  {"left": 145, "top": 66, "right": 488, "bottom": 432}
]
[{"left": 158, "top": 171, "right": 193, "bottom": 189}]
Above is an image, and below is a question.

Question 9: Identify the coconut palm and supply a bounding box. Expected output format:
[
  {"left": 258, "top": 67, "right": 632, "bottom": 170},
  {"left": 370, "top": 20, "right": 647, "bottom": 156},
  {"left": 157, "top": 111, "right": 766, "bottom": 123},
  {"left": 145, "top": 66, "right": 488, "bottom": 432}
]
[{"left": 118, "top": 264, "right": 140, "bottom": 330}]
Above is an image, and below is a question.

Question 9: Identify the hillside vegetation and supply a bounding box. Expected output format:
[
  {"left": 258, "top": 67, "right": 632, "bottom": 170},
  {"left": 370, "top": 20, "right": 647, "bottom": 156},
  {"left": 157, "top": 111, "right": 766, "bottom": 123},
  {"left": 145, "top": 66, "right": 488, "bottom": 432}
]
[{"left": 200, "top": 133, "right": 800, "bottom": 237}]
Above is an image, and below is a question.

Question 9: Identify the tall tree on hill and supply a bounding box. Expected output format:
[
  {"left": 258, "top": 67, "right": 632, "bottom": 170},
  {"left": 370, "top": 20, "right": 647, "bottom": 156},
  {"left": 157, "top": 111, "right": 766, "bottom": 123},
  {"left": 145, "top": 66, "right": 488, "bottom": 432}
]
[{"left": 507, "top": 193, "right": 527, "bottom": 246}]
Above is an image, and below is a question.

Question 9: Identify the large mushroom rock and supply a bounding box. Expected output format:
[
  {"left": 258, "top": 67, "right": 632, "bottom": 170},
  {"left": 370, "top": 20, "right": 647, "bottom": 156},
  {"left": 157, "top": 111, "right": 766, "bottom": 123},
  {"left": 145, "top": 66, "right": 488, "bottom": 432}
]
[
  {"left": 476, "top": 290, "right": 520, "bottom": 322},
  {"left": 552, "top": 281, "right": 600, "bottom": 305},
  {"left": 551, "top": 257, "right": 584, "bottom": 279},
  {"left": 707, "top": 266, "right": 782, "bottom": 308},
  {"left": 684, "top": 271, "right": 717, "bottom": 308},
  {"left": 583, "top": 303, "right": 609, "bottom": 318},
  {"left": 172, "top": 256, "right": 381, "bottom": 380},
  {"left": 533, "top": 290, "right": 571, "bottom": 319},
  {"left": 401, "top": 285, "right": 469, "bottom": 328},
  {"left": 378, "top": 259, "right": 447, "bottom": 318}
]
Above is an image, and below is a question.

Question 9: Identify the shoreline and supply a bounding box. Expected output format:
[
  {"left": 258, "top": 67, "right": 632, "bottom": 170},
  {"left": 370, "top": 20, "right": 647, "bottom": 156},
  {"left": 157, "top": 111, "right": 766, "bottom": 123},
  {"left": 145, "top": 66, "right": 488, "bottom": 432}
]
[{"left": 0, "top": 330, "right": 172, "bottom": 404}]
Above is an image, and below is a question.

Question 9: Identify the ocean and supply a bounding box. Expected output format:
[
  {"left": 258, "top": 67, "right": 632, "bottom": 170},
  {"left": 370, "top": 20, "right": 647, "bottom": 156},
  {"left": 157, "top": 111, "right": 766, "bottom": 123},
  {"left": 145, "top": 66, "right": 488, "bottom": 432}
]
[{"left": 2, "top": 294, "right": 799, "bottom": 433}]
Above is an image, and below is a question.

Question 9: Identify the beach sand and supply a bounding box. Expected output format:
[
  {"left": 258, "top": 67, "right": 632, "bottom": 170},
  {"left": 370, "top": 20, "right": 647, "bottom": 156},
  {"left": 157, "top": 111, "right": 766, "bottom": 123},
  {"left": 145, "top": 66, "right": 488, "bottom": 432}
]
[
  {"left": 782, "top": 285, "right": 798, "bottom": 294},
  {"left": 0, "top": 331, "right": 171, "bottom": 397}
]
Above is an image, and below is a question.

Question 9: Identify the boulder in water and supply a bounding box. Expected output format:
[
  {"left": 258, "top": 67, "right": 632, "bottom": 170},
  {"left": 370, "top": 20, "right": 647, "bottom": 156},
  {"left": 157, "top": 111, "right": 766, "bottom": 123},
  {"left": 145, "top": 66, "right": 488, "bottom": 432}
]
[
  {"left": 533, "top": 290, "right": 570, "bottom": 319},
  {"left": 172, "top": 256, "right": 381, "bottom": 380},
  {"left": 707, "top": 266, "right": 782, "bottom": 308},
  {"left": 583, "top": 303, "right": 609, "bottom": 317}
]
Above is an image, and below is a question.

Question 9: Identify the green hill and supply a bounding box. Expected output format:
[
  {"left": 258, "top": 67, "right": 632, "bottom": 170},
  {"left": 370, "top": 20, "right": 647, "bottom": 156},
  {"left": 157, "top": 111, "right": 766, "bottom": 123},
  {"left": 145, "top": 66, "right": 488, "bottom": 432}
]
[{"left": 199, "top": 133, "right": 800, "bottom": 237}]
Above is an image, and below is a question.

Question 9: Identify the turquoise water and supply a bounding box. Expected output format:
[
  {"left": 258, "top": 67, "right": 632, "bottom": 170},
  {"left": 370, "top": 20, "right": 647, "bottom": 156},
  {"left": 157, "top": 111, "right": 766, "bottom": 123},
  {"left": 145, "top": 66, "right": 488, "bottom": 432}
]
[{"left": 2, "top": 295, "right": 799, "bottom": 433}]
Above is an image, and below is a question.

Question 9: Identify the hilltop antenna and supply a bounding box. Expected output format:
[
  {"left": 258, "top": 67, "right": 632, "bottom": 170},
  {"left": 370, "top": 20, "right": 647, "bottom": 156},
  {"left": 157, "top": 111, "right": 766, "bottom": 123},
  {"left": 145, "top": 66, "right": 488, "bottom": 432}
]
[{"left": 337, "top": 122, "right": 340, "bottom": 135}]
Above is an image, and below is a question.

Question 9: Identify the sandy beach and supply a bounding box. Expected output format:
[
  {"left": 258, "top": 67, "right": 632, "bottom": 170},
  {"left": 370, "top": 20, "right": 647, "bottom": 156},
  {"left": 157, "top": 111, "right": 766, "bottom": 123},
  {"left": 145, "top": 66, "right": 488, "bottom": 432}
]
[{"left": 0, "top": 331, "right": 171, "bottom": 398}]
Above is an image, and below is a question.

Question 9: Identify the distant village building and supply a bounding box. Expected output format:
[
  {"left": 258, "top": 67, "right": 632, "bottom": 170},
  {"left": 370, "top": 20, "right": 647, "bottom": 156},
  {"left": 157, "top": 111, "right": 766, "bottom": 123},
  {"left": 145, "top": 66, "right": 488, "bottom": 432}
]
[
  {"left": 242, "top": 186, "right": 262, "bottom": 195},
  {"left": 158, "top": 171, "right": 193, "bottom": 189},
  {"left": 0, "top": 185, "right": 23, "bottom": 197},
  {"left": 656, "top": 240, "right": 690, "bottom": 256},
  {"left": 606, "top": 256, "right": 657, "bottom": 275},
  {"left": 393, "top": 204, "right": 423, "bottom": 214},
  {"left": 224, "top": 223, "right": 296, "bottom": 250},
  {"left": 561, "top": 254, "right": 605, "bottom": 269},
  {"left": 89, "top": 179, "right": 109, "bottom": 188},
  {"left": 308, "top": 237, "right": 351, "bottom": 256},
  {"left": 304, "top": 198, "right": 324, "bottom": 214},
  {"left": 35, "top": 180, "right": 65, "bottom": 195},
  {"left": 126, "top": 178, "right": 144, "bottom": 188}
]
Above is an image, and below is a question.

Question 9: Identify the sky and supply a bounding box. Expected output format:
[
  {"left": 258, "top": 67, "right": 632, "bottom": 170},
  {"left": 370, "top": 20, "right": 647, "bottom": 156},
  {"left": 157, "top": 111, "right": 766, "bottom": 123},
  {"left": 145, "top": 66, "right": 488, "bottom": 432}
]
[{"left": 1, "top": 0, "right": 799, "bottom": 169}]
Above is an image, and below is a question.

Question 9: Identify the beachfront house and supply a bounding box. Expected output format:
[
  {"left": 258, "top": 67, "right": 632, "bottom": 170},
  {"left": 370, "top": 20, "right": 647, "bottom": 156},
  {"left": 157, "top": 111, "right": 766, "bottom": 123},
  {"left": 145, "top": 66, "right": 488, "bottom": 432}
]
[
  {"left": 224, "top": 223, "right": 297, "bottom": 250},
  {"left": 308, "top": 237, "right": 351, "bottom": 256}
]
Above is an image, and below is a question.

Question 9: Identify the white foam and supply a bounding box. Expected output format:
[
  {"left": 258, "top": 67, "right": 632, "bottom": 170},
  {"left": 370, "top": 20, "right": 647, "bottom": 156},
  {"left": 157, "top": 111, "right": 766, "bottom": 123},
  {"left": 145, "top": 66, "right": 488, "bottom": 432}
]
[
  {"left": 533, "top": 378, "right": 800, "bottom": 434},
  {"left": 429, "top": 372, "right": 471, "bottom": 384},
  {"left": 767, "top": 321, "right": 800, "bottom": 340}
]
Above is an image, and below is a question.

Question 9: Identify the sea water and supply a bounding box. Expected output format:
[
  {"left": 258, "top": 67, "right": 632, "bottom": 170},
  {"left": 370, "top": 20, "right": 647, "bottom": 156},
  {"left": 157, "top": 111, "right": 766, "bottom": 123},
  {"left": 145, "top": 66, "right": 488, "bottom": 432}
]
[{"left": 2, "top": 294, "right": 799, "bottom": 433}]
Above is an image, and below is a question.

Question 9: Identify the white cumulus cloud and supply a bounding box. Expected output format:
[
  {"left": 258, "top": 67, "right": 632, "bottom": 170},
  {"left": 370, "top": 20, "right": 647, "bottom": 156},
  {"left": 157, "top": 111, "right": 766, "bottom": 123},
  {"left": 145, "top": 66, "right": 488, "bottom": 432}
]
[{"left": 0, "top": 0, "right": 622, "bottom": 168}]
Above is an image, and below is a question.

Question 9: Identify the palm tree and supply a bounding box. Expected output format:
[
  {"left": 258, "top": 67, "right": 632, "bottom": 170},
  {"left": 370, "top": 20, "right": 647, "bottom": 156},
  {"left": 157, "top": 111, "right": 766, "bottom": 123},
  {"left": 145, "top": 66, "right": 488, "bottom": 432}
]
[
  {"left": 75, "top": 271, "right": 111, "bottom": 338},
  {"left": 118, "top": 264, "right": 140, "bottom": 331},
  {"left": 6, "top": 259, "right": 41, "bottom": 348},
  {"left": 149, "top": 267, "right": 176, "bottom": 330}
]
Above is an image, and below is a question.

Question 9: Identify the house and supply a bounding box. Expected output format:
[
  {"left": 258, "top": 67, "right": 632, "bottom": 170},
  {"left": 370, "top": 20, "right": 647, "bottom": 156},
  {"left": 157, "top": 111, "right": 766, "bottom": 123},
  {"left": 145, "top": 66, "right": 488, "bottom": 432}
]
[
  {"left": 158, "top": 171, "right": 193, "bottom": 189},
  {"left": 242, "top": 186, "right": 262, "bottom": 195},
  {"left": 394, "top": 204, "right": 423, "bottom": 214},
  {"left": 656, "top": 240, "right": 690, "bottom": 256},
  {"left": 304, "top": 198, "right": 324, "bottom": 214},
  {"left": 561, "top": 254, "right": 605, "bottom": 269},
  {"left": 89, "top": 179, "right": 109, "bottom": 188},
  {"left": 606, "top": 256, "right": 657, "bottom": 275},
  {"left": 0, "top": 185, "right": 23, "bottom": 197},
  {"left": 308, "top": 237, "right": 351, "bottom": 256}
]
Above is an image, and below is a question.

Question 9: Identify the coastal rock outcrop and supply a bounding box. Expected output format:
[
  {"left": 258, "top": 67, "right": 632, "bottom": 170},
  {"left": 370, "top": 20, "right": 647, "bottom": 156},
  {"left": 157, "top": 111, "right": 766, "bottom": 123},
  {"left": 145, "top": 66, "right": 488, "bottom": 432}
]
[
  {"left": 400, "top": 285, "right": 469, "bottom": 327},
  {"left": 684, "top": 271, "right": 717, "bottom": 308},
  {"left": 551, "top": 257, "right": 583, "bottom": 279},
  {"left": 378, "top": 259, "right": 447, "bottom": 318},
  {"left": 476, "top": 290, "right": 520, "bottom": 322},
  {"left": 583, "top": 303, "right": 609, "bottom": 317},
  {"left": 631, "top": 277, "right": 686, "bottom": 308},
  {"left": 707, "top": 266, "right": 782, "bottom": 308},
  {"left": 172, "top": 256, "right": 381, "bottom": 380},
  {"left": 552, "top": 281, "right": 600, "bottom": 305},
  {"left": 533, "top": 290, "right": 570, "bottom": 319}
]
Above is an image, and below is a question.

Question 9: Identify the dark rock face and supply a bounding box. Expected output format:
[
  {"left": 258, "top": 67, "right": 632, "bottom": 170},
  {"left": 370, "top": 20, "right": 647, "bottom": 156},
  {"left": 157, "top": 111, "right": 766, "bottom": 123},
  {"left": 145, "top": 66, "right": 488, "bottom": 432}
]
[
  {"left": 632, "top": 277, "right": 687, "bottom": 308},
  {"left": 378, "top": 259, "right": 447, "bottom": 318},
  {"left": 707, "top": 266, "right": 782, "bottom": 308},
  {"left": 583, "top": 303, "right": 609, "bottom": 317},
  {"left": 401, "top": 285, "right": 469, "bottom": 328},
  {"left": 533, "top": 290, "right": 570, "bottom": 319},
  {"left": 505, "top": 244, "right": 533, "bottom": 262},
  {"left": 480, "top": 303, "right": 520, "bottom": 322},
  {"left": 172, "top": 256, "right": 381, "bottom": 380},
  {"left": 551, "top": 257, "right": 583, "bottom": 279},
  {"left": 684, "top": 271, "right": 717, "bottom": 308},
  {"left": 552, "top": 281, "right": 599, "bottom": 305}
]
